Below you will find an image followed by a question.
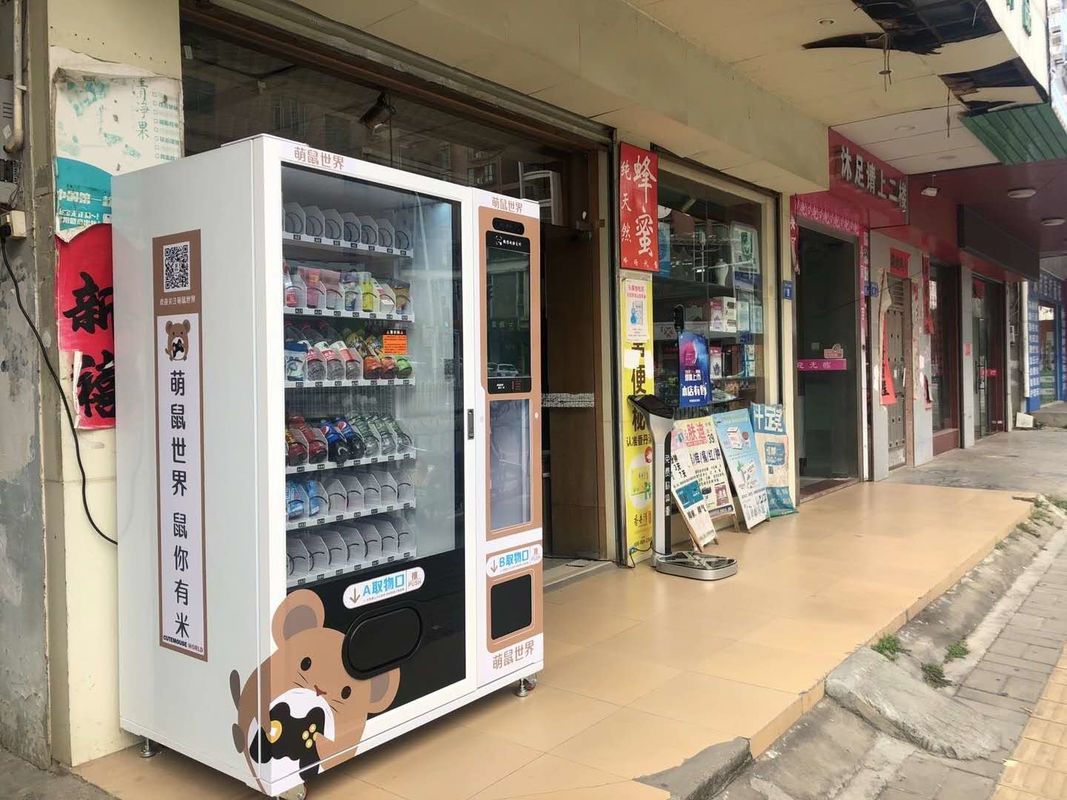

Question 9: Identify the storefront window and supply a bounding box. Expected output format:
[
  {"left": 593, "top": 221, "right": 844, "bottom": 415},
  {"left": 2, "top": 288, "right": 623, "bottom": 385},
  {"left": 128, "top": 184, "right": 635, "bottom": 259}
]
[
  {"left": 181, "top": 24, "right": 574, "bottom": 215},
  {"left": 652, "top": 170, "right": 767, "bottom": 410}
]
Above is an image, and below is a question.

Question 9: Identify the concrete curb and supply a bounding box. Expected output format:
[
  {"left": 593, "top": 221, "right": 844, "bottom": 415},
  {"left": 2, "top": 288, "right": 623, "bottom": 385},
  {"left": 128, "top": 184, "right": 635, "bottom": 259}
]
[{"left": 637, "top": 737, "right": 751, "bottom": 800}]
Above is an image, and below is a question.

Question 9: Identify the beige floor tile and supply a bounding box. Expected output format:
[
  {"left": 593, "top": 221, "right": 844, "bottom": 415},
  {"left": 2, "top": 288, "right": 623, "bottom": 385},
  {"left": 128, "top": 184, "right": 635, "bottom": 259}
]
[
  {"left": 802, "top": 682, "right": 825, "bottom": 713},
  {"left": 693, "top": 639, "right": 840, "bottom": 694},
  {"left": 355, "top": 727, "right": 540, "bottom": 800},
  {"left": 1014, "top": 738, "right": 1067, "bottom": 773},
  {"left": 596, "top": 621, "right": 737, "bottom": 671},
  {"left": 502, "top": 781, "right": 670, "bottom": 800},
  {"left": 1024, "top": 718, "right": 1067, "bottom": 749},
  {"left": 543, "top": 602, "right": 643, "bottom": 646},
  {"left": 1033, "top": 698, "right": 1067, "bottom": 727},
  {"left": 1047, "top": 668, "right": 1067, "bottom": 687},
  {"left": 549, "top": 707, "right": 730, "bottom": 779},
  {"left": 454, "top": 685, "right": 618, "bottom": 751},
  {"left": 739, "top": 617, "right": 870, "bottom": 657},
  {"left": 1000, "top": 760, "right": 1067, "bottom": 798},
  {"left": 1043, "top": 681, "right": 1067, "bottom": 705},
  {"left": 629, "top": 671, "right": 799, "bottom": 737},
  {"left": 544, "top": 636, "right": 584, "bottom": 667},
  {"left": 991, "top": 785, "right": 1050, "bottom": 800},
  {"left": 749, "top": 695, "right": 805, "bottom": 757},
  {"left": 470, "top": 753, "right": 627, "bottom": 799},
  {"left": 539, "top": 644, "right": 681, "bottom": 705},
  {"left": 655, "top": 608, "right": 775, "bottom": 641},
  {"left": 312, "top": 774, "right": 407, "bottom": 800},
  {"left": 76, "top": 746, "right": 256, "bottom": 800}
]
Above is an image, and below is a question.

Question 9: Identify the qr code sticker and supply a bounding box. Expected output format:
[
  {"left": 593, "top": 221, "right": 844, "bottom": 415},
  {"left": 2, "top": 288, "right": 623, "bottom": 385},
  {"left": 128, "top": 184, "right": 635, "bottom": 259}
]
[{"left": 163, "top": 241, "right": 191, "bottom": 292}]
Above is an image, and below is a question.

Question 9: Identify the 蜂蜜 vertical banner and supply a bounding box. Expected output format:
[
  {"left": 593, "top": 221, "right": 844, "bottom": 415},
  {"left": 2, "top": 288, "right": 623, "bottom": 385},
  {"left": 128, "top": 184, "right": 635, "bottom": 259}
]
[{"left": 619, "top": 143, "right": 659, "bottom": 272}]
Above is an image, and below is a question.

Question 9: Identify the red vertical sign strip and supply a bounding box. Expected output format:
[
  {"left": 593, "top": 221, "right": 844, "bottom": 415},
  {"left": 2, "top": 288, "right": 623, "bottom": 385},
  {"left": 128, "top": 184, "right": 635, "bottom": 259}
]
[
  {"left": 56, "top": 224, "right": 115, "bottom": 429},
  {"left": 619, "top": 143, "right": 659, "bottom": 272}
]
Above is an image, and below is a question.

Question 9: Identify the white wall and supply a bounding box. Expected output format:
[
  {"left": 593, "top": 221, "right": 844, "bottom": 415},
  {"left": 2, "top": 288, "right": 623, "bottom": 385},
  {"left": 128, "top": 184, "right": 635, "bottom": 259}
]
[{"left": 43, "top": 0, "right": 182, "bottom": 766}]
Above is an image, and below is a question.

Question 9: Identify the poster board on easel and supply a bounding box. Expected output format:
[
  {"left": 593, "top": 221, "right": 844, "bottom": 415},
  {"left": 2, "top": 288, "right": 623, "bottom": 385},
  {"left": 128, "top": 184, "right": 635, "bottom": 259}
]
[
  {"left": 711, "top": 409, "right": 769, "bottom": 530},
  {"left": 670, "top": 417, "right": 736, "bottom": 549}
]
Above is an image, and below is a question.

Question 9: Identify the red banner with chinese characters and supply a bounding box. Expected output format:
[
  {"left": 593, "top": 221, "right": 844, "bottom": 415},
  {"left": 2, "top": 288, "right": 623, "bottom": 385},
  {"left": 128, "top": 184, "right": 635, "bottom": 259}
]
[
  {"left": 56, "top": 224, "right": 115, "bottom": 429},
  {"left": 829, "top": 131, "right": 908, "bottom": 229},
  {"left": 619, "top": 143, "right": 659, "bottom": 272},
  {"left": 889, "top": 248, "right": 911, "bottom": 278}
]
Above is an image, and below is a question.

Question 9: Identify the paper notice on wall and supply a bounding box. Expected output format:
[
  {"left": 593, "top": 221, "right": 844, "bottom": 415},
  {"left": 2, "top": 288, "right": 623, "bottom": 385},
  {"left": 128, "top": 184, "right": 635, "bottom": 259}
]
[
  {"left": 52, "top": 49, "right": 183, "bottom": 428},
  {"left": 54, "top": 48, "right": 183, "bottom": 239}
]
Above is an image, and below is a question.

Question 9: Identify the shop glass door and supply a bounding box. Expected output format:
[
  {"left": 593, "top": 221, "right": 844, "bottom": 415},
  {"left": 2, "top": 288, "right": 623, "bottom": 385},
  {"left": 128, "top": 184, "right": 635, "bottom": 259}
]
[
  {"left": 972, "top": 278, "right": 1005, "bottom": 439},
  {"left": 929, "top": 264, "right": 960, "bottom": 454},
  {"left": 1039, "top": 303, "right": 1059, "bottom": 405},
  {"left": 279, "top": 163, "right": 470, "bottom": 728},
  {"left": 795, "top": 227, "right": 861, "bottom": 497}
]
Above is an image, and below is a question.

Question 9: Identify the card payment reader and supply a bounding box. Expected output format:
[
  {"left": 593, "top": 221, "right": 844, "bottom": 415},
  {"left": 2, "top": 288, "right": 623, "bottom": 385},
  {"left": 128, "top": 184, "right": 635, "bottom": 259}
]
[{"left": 627, "top": 395, "right": 738, "bottom": 581}]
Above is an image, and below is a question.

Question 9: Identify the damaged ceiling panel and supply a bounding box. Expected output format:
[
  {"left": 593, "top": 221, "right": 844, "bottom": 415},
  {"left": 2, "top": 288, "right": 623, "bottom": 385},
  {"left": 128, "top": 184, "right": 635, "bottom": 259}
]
[{"left": 803, "top": 0, "right": 1045, "bottom": 112}]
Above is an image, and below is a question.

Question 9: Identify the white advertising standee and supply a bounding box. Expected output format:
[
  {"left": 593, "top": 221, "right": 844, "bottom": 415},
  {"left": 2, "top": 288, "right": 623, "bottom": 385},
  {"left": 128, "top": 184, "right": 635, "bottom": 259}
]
[{"left": 114, "top": 137, "right": 543, "bottom": 798}]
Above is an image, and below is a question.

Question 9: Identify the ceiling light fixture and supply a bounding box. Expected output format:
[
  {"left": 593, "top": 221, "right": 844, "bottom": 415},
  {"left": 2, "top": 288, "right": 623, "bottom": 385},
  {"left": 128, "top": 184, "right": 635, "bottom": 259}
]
[
  {"left": 818, "top": 17, "right": 836, "bottom": 25},
  {"left": 895, "top": 124, "right": 916, "bottom": 133},
  {"left": 1007, "top": 187, "right": 1037, "bottom": 199},
  {"left": 921, "top": 173, "right": 939, "bottom": 197},
  {"left": 359, "top": 92, "right": 396, "bottom": 132},
  {"left": 936, "top": 154, "right": 957, "bottom": 162},
  {"left": 1041, "top": 217, "right": 1066, "bottom": 227}
]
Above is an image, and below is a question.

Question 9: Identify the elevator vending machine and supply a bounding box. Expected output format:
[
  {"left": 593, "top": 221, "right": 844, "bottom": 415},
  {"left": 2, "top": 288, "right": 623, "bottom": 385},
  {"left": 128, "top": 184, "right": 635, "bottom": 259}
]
[{"left": 114, "top": 135, "right": 542, "bottom": 798}]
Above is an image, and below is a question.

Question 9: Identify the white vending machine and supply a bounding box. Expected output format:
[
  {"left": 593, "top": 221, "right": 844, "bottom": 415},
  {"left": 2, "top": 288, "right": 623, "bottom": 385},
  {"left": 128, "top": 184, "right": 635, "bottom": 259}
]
[{"left": 113, "top": 135, "right": 543, "bottom": 797}]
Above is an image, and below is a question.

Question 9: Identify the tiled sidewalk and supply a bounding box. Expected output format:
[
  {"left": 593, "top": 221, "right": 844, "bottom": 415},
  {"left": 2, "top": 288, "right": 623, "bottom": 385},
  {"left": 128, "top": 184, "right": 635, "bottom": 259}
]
[
  {"left": 994, "top": 555, "right": 1067, "bottom": 800},
  {"left": 76, "top": 483, "right": 1031, "bottom": 800},
  {"left": 875, "top": 527, "right": 1067, "bottom": 800}
]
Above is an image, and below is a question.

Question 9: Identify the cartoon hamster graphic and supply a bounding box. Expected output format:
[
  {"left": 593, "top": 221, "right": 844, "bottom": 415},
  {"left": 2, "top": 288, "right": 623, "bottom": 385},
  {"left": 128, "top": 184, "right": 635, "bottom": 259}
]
[
  {"left": 229, "top": 590, "right": 401, "bottom": 795},
  {"left": 165, "top": 320, "right": 191, "bottom": 361}
]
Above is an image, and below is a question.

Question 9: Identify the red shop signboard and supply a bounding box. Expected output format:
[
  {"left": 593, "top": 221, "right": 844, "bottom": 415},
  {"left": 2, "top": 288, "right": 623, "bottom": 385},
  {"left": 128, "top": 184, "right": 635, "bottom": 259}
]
[
  {"left": 828, "top": 130, "right": 908, "bottom": 229},
  {"left": 619, "top": 143, "right": 659, "bottom": 272}
]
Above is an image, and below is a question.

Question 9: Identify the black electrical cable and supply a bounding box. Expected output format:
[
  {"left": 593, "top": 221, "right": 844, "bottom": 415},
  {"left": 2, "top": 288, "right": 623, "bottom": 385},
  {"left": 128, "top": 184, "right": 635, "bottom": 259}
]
[{"left": 0, "top": 226, "right": 118, "bottom": 545}]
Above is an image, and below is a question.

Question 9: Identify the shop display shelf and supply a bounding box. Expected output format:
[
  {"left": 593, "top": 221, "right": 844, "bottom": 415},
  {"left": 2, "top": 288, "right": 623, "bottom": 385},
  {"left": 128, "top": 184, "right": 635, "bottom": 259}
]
[
  {"left": 287, "top": 546, "right": 417, "bottom": 590},
  {"left": 283, "top": 231, "right": 412, "bottom": 259},
  {"left": 285, "top": 306, "right": 413, "bottom": 323},
  {"left": 286, "top": 449, "right": 415, "bottom": 476},
  {"left": 286, "top": 499, "right": 416, "bottom": 533},
  {"left": 285, "top": 377, "right": 415, "bottom": 389}
]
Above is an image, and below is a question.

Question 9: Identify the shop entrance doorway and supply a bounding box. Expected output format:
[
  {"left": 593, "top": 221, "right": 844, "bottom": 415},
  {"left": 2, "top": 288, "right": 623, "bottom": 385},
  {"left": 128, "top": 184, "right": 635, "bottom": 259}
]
[
  {"left": 1039, "top": 303, "right": 1060, "bottom": 405},
  {"left": 796, "top": 227, "right": 862, "bottom": 499},
  {"left": 973, "top": 277, "right": 1006, "bottom": 439},
  {"left": 886, "top": 276, "right": 909, "bottom": 468},
  {"left": 930, "top": 264, "right": 961, "bottom": 455}
]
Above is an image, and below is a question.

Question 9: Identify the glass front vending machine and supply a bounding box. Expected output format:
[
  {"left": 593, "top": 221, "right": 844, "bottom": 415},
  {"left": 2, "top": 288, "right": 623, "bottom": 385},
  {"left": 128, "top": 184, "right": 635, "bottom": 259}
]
[{"left": 113, "top": 135, "right": 543, "bottom": 798}]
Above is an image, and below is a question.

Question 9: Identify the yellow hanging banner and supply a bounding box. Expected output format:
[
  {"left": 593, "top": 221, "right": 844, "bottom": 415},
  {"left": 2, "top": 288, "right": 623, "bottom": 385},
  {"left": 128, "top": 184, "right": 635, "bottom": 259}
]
[{"left": 618, "top": 273, "right": 655, "bottom": 555}]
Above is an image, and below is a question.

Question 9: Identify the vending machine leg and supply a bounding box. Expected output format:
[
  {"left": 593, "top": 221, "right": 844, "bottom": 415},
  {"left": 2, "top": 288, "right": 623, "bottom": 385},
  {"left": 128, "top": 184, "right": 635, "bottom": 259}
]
[
  {"left": 279, "top": 786, "right": 308, "bottom": 800},
  {"left": 139, "top": 737, "right": 161, "bottom": 759},
  {"left": 514, "top": 675, "right": 538, "bottom": 697}
]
